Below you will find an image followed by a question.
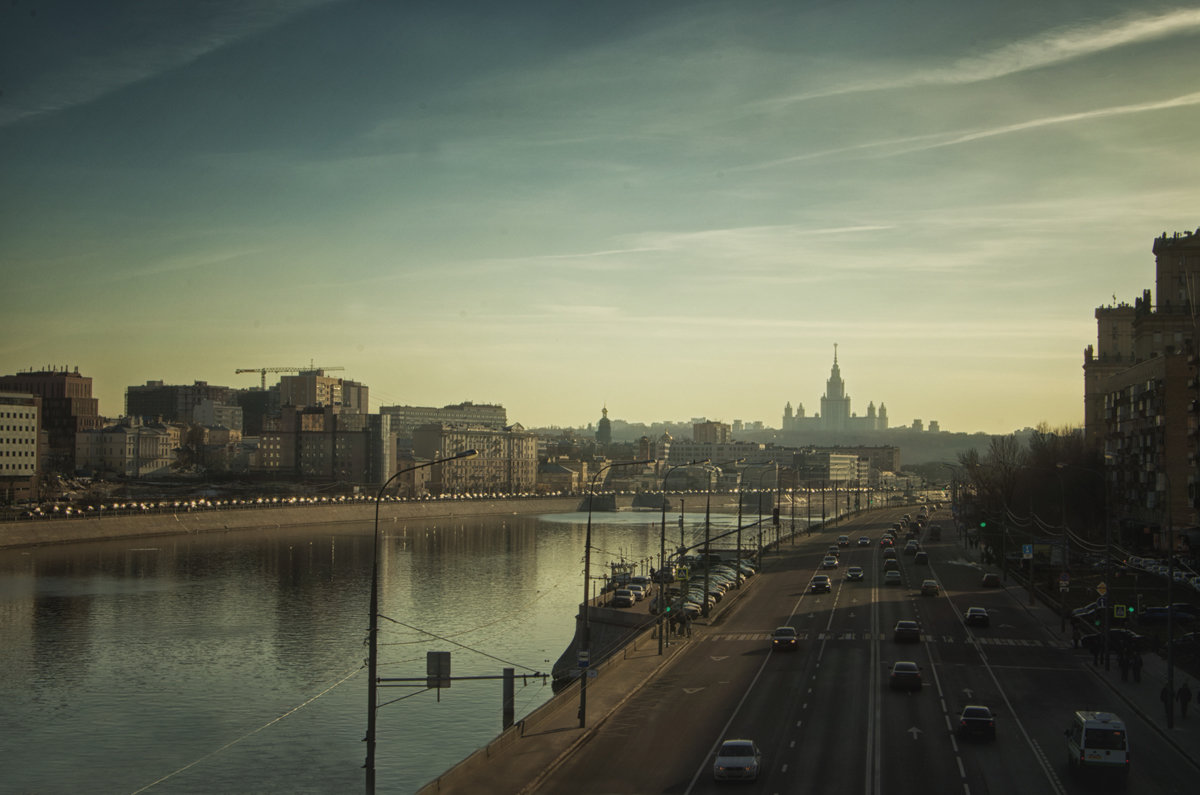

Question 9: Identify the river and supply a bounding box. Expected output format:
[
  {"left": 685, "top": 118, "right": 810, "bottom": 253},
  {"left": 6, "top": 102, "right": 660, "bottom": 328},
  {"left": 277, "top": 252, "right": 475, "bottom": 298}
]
[{"left": 0, "top": 506, "right": 766, "bottom": 794}]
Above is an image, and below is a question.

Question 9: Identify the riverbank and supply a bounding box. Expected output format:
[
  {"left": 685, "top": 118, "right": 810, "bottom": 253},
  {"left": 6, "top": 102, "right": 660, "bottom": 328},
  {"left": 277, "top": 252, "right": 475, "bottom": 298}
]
[{"left": 0, "top": 496, "right": 582, "bottom": 550}]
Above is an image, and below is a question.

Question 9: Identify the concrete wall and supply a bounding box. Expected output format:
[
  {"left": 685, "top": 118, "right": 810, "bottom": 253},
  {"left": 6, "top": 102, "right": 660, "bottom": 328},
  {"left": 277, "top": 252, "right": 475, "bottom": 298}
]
[{"left": 0, "top": 497, "right": 581, "bottom": 550}]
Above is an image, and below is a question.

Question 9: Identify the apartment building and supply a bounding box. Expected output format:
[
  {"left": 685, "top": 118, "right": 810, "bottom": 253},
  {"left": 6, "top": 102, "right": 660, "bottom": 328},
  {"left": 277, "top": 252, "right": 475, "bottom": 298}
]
[
  {"left": 0, "top": 392, "right": 40, "bottom": 503},
  {"left": 0, "top": 367, "right": 101, "bottom": 472},
  {"left": 411, "top": 422, "right": 537, "bottom": 495}
]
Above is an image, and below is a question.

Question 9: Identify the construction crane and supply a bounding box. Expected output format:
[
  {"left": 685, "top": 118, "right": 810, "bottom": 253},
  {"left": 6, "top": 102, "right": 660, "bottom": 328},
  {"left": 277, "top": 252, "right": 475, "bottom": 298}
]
[{"left": 235, "top": 365, "right": 344, "bottom": 390}]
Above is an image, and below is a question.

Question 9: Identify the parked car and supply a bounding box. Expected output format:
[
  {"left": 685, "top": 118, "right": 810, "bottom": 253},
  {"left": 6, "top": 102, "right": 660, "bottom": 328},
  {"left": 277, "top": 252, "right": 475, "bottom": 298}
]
[
  {"left": 957, "top": 705, "right": 997, "bottom": 740},
  {"left": 964, "top": 607, "right": 990, "bottom": 627},
  {"left": 893, "top": 620, "right": 921, "bottom": 643},
  {"left": 611, "top": 589, "right": 636, "bottom": 608},
  {"left": 771, "top": 626, "right": 798, "bottom": 651},
  {"left": 889, "top": 661, "right": 922, "bottom": 691},
  {"left": 713, "top": 739, "right": 762, "bottom": 782}
]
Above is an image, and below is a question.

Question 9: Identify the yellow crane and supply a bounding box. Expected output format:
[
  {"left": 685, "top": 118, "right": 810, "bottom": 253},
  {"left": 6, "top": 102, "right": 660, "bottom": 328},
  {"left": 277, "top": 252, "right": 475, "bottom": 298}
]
[{"left": 235, "top": 365, "right": 344, "bottom": 390}]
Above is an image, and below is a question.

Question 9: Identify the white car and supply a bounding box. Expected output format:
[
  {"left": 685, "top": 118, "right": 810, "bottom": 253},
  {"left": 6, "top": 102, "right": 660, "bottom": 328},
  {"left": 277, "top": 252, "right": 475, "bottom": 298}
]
[
  {"left": 713, "top": 739, "right": 761, "bottom": 781},
  {"left": 822, "top": 555, "right": 839, "bottom": 569}
]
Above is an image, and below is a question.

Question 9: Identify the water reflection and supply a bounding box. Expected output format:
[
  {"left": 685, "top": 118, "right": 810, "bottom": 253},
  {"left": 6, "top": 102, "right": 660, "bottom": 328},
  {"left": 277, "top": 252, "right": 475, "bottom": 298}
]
[{"left": 0, "top": 511, "right": 697, "bottom": 793}]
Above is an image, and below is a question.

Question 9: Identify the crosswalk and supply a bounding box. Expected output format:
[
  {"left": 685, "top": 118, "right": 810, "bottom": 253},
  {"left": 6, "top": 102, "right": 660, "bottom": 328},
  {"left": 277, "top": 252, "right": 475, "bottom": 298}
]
[{"left": 707, "top": 631, "right": 1067, "bottom": 648}]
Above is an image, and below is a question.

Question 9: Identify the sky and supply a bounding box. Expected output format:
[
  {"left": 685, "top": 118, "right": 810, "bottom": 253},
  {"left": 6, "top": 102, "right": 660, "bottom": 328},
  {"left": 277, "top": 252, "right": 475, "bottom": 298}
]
[{"left": 2, "top": 0, "right": 1199, "bottom": 436}]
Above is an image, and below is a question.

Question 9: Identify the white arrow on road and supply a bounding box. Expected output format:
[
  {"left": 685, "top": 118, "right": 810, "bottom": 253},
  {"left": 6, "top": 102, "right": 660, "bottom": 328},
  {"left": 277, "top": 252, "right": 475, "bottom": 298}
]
[
  {"left": 683, "top": 688, "right": 705, "bottom": 694},
  {"left": 963, "top": 688, "right": 975, "bottom": 699},
  {"left": 710, "top": 656, "right": 729, "bottom": 661},
  {"left": 907, "top": 726, "right": 923, "bottom": 740}
]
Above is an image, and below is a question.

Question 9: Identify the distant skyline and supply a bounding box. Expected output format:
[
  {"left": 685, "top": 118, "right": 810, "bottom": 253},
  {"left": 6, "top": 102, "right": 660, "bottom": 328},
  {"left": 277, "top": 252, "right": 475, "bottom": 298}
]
[{"left": 3, "top": 1, "right": 1199, "bottom": 435}]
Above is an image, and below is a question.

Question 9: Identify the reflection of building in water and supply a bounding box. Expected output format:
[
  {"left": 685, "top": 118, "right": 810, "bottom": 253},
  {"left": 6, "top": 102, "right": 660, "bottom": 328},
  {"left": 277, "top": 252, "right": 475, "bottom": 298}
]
[{"left": 782, "top": 345, "right": 889, "bottom": 433}]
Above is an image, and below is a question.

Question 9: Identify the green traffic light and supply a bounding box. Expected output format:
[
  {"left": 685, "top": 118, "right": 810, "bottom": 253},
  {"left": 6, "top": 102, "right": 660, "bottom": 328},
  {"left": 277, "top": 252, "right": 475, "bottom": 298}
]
[{"left": 979, "top": 521, "right": 987, "bottom": 528}]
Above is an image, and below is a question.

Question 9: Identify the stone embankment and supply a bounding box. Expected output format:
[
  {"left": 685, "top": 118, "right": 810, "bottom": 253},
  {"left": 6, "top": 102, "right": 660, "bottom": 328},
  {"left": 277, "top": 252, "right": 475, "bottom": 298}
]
[{"left": 0, "top": 496, "right": 581, "bottom": 550}]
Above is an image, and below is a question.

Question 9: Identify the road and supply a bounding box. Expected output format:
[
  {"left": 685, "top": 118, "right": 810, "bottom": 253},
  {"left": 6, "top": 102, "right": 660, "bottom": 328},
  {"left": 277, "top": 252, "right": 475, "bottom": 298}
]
[{"left": 534, "top": 506, "right": 1197, "bottom": 794}]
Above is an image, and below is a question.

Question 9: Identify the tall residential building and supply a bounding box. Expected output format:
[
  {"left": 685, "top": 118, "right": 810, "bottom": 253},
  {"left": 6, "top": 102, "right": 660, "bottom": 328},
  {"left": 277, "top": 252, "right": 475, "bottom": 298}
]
[
  {"left": 1083, "top": 227, "right": 1200, "bottom": 549},
  {"left": 381, "top": 401, "right": 507, "bottom": 441},
  {"left": 278, "top": 370, "right": 368, "bottom": 413},
  {"left": 126, "top": 380, "right": 235, "bottom": 424},
  {"left": 0, "top": 366, "right": 101, "bottom": 472},
  {"left": 694, "top": 421, "right": 731, "bottom": 444},
  {"left": 0, "top": 392, "right": 40, "bottom": 503}
]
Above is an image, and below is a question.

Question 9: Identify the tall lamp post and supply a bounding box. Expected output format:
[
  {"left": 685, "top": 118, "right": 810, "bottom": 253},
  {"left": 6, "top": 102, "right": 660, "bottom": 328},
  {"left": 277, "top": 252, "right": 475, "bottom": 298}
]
[
  {"left": 658, "top": 459, "right": 708, "bottom": 654},
  {"left": 366, "top": 448, "right": 478, "bottom": 794},
  {"left": 580, "top": 458, "right": 652, "bottom": 728}
]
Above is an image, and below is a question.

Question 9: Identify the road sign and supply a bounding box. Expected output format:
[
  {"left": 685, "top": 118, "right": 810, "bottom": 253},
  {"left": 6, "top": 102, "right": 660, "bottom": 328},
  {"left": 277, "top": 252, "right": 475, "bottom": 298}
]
[
  {"left": 1096, "top": 582, "right": 1108, "bottom": 596},
  {"left": 1022, "top": 543, "right": 1033, "bottom": 560},
  {"left": 577, "top": 650, "right": 590, "bottom": 668},
  {"left": 1059, "top": 572, "right": 1070, "bottom": 586},
  {"left": 1096, "top": 595, "right": 1106, "bottom": 608}
]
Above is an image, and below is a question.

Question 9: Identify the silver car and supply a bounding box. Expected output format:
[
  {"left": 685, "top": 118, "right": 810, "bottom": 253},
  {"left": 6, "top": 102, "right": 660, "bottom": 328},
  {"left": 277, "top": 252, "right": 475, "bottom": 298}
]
[{"left": 713, "top": 739, "right": 761, "bottom": 781}]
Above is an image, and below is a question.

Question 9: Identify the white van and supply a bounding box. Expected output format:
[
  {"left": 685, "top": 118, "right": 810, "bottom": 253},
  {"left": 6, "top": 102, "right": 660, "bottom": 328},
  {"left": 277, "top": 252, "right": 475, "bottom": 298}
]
[{"left": 1064, "top": 711, "right": 1129, "bottom": 786}]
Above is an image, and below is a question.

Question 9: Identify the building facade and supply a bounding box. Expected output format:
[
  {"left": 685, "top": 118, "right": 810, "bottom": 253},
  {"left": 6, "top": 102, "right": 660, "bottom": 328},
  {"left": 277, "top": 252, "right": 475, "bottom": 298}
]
[
  {"left": 411, "top": 422, "right": 538, "bottom": 495},
  {"left": 0, "top": 367, "right": 102, "bottom": 472},
  {"left": 0, "top": 392, "right": 40, "bottom": 503},
  {"left": 126, "top": 380, "right": 235, "bottom": 424},
  {"left": 75, "top": 418, "right": 178, "bottom": 478},
  {"left": 279, "top": 370, "right": 368, "bottom": 413},
  {"left": 1084, "top": 227, "right": 1200, "bottom": 548},
  {"left": 254, "top": 406, "right": 391, "bottom": 485},
  {"left": 381, "top": 401, "right": 507, "bottom": 441}
]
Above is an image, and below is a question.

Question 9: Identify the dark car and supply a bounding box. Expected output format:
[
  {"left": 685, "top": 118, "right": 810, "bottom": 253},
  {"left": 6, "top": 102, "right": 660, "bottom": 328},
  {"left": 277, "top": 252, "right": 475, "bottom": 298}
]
[
  {"left": 964, "top": 607, "right": 990, "bottom": 627},
  {"left": 920, "top": 579, "right": 939, "bottom": 596},
  {"left": 914, "top": 551, "right": 929, "bottom": 565},
  {"left": 771, "top": 626, "right": 798, "bottom": 651},
  {"left": 1138, "top": 605, "right": 1196, "bottom": 625},
  {"left": 893, "top": 620, "right": 921, "bottom": 643},
  {"left": 981, "top": 572, "right": 1001, "bottom": 588},
  {"left": 957, "top": 705, "right": 996, "bottom": 740},
  {"left": 810, "top": 575, "right": 832, "bottom": 593},
  {"left": 889, "top": 661, "right": 922, "bottom": 691}
]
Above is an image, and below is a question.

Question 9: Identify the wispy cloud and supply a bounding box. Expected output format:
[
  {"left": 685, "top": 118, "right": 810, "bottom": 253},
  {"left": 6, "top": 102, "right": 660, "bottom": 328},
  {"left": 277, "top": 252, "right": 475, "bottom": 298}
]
[
  {"left": 768, "top": 7, "right": 1200, "bottom": 105},
  {"left": 0, "top": 0, "right": 340, "bottom": 128}
]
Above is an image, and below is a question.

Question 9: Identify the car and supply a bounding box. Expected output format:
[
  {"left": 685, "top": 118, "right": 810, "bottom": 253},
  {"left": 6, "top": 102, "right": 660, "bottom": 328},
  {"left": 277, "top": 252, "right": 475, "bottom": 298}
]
[
  {"left": 611, "top": 588, "right": 636, "bottom": 608},
  {"left": 920, "top": 579, "right": 939, "bottom": 597},
  {"left": 913, "top": 551, "right": 929, "bottom": 565},
  {"left": 884, "top": 570, "right": 902, "bottom": 586},
  {"left": 981, "top": 572, "right": 1001, "bottom": 588},
  {"left": 713, "top": 739, "right": 761, "bottom": 782},
  {"left": 822, "top": 555, "right": 839, "bottom": 569},
  {"left": 826, "top": 546, "right": 841, "bottom": 557},
  {"left": 904, "top": 540, "right": 920, "bottom": 554},
  {"left": 964, "top": 607, "right": 990, "bottom": 627},
  {"left": 771, "top": 626, "right": 798, "bottom": 651},
  {"left": 883, "top": 558, "right": 900, "bottom": 572},
  {"left": 810, "top": 574, "right": 832, "bottom": 593},
  {"left": 880, "top": 536, "right": 894, "bottom": 547},
  {"left": 837, "top": 535, "right": 850, "bottom": 546},
  {"left": 857, "top": 535, "right": 871, "bottom": 546},
  {"left": 893, "top": 619, "right": 921, "bottom": 642},
  {"left": 846, "top": 565, "right": 865, "bottom": 581},
  {"left": 626, "top": 583, "right": 647, "bottom": 601},
  {"left": 889, "top": 660, "right": 922, "bottom": 691},
  {"left": 1138, "top": 605, "right": 1196, "bottom": 624},
  {"left": 883, "top": 547, "right": 898, "bottom": 560},
  {"left": 957, "top": 705, "right": 996, "bottom": 740}
]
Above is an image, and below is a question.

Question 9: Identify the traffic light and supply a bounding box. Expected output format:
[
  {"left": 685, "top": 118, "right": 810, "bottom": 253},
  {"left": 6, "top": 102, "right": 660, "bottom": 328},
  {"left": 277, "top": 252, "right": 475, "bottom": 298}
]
[{"left": 979, "top": 520, "right": 987, "bottom": 529}]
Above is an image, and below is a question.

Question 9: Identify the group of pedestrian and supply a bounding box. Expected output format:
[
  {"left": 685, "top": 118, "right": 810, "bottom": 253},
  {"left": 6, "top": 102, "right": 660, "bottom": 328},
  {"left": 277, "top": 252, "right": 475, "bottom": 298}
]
[
  {"left": 1161, "top": 681, "right": 1193, "bottom": 720},
  {"left": 1117, "top": 648, "right": 1144, "bottom": 683}
]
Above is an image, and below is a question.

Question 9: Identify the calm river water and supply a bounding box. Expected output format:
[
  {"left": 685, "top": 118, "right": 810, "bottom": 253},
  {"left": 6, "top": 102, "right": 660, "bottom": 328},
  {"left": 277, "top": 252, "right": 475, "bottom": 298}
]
[{"left": 0, "top": 507, "right": 760, "bottom": 794}]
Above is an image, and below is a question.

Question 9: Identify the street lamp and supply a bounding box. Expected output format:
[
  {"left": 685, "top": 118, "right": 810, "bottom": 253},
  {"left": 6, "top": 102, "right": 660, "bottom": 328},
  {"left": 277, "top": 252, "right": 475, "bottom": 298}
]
[
  {"left": 659, "top": 459, "right": 708, "bottom": 654},
  {"left": 579, "top": 458, "right": 652, "bottom": 728},
  {"left": 365, "top": 448, "right": 478, "bottom": 794}
]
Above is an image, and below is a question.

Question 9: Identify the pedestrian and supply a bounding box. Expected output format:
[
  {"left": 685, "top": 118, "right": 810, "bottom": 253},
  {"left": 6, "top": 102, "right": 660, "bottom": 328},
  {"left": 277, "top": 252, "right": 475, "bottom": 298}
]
[
  {"left": 1071, "top": 625, "right": 1081, "bottom": 649},
  {"left": 1161, "top": 685, "right": 1174, "bottom": 721},
  {"left": 1180, "top": 682, "right": 1193, "bottom": 719},
  {"left": 1131, "top": 654, "right": 1142, "bottom": 683},
  {"left": 1118, "top": 653, "right": 1130, "bottom": 682}
]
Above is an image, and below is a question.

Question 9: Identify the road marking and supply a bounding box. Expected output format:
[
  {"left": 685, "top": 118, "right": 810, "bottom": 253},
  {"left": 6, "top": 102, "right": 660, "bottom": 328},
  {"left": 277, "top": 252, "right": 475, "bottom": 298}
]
[
  {"left": 710, "top": 655, "right": 729, "bottom": 661},
  {"left": 682, "top": 688, "right": 704, "bottom": 694},
  {"left": 907, "top": 726, "right": 923, "bottom": 740}
]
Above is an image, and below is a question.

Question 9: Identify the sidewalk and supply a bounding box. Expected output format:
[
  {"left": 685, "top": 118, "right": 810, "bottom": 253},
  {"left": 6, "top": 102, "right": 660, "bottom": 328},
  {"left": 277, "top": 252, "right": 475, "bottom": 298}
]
[{"left": 978, "top": 551, "right": 1200, "bottom": 770}]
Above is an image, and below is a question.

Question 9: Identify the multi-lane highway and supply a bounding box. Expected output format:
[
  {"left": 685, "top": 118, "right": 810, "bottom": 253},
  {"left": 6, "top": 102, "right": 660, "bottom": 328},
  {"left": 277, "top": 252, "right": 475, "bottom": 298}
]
[{"left": 535, "top": 506, "right": 1197, "bottom": 794}]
